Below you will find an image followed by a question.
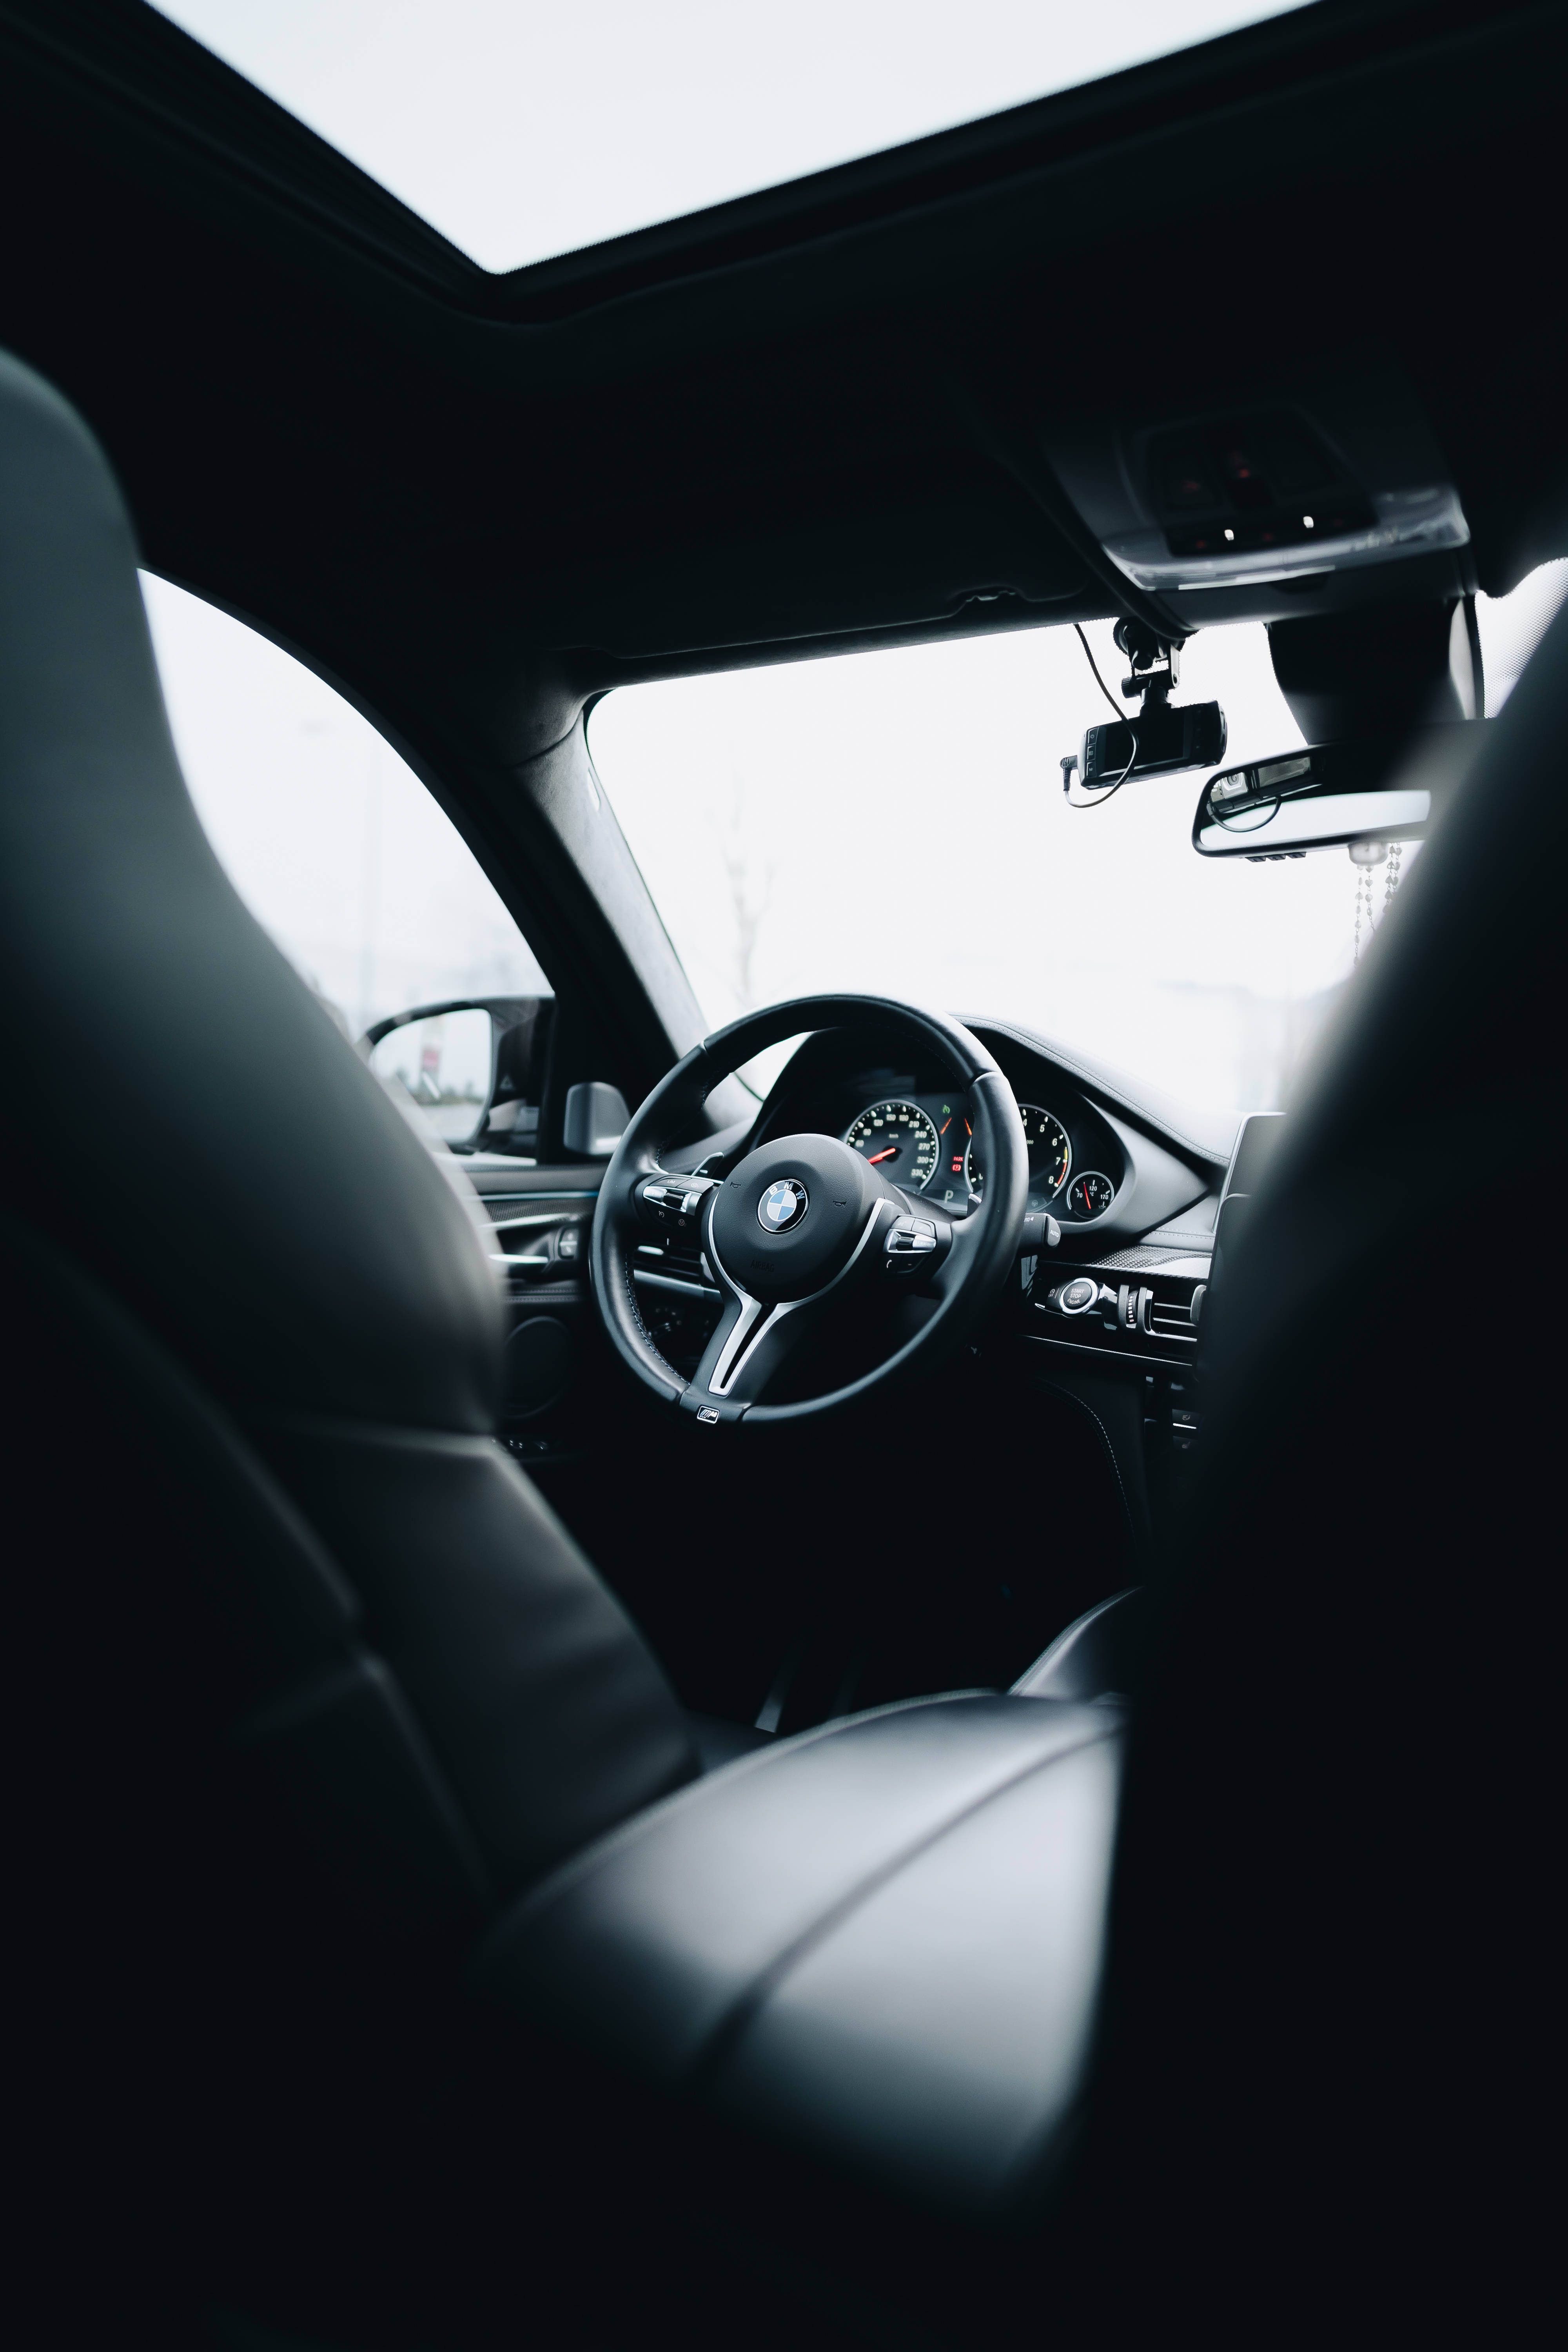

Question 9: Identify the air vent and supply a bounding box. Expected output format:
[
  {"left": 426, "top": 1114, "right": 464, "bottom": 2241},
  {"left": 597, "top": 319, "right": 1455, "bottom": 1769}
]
[{"left": 1146, "top": 1294, "right": 1199, "bottom": 1343}]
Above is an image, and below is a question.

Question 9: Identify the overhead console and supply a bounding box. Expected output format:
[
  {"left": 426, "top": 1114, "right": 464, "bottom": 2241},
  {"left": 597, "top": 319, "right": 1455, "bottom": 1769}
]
[{"left": 1042, "top": 352, "right": 1472, "bottom": 629}]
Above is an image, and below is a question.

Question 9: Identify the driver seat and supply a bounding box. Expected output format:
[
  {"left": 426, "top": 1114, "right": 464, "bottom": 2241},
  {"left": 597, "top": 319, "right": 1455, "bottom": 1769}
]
[{"left": 3, "top": 351, "right": 1556, "bottom": 2344}]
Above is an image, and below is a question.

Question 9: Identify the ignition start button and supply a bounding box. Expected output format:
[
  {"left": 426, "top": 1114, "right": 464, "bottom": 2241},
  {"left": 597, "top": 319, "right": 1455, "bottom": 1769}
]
[{"left": 1060, "top": 1277, "right": 1098, "bottom": 1314}]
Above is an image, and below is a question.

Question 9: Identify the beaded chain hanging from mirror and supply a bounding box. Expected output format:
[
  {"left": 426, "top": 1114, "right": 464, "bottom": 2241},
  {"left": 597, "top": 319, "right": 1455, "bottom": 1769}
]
[
  {"left": 1383, "top": 838, "right": 1404, "bottom": 912},
  {"left": 1352, "top": 855, "right": 1378, "bottom": 965},
  {"left": 1352, "top": 838, "right": 1404, "bottom": 965}
]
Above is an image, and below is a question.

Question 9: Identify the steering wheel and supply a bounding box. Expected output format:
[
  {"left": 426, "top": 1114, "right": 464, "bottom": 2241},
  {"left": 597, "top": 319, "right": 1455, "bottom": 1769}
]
[{"left": 590, "top": 996, "right": 1028, "bottom": 1425}]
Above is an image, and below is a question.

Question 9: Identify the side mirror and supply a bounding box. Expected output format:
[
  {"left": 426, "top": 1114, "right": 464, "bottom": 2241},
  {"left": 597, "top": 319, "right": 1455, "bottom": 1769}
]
[
  {"left": 1191, "top": 722, "right": 1486, "bottom": 859},
  {"left": 362, "top": 996, "right": 550, "bottom": 1154},
  {"left": 562, "top": 1080, "right": 630, "bottom": 1159}
]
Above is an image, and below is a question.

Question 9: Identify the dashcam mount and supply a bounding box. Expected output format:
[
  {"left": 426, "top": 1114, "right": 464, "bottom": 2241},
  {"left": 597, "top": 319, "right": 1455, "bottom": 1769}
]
[{"left": 1113, "top": 617, "right": 1180, "bottom": 709}]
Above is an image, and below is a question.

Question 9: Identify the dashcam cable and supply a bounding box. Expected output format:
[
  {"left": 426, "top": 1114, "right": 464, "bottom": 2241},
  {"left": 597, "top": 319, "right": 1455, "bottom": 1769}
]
[
  {"left": 1069, "top": 725, "right": 1140, "bottom": 808},
  {"left": 1073, "top": 622, "right": 1125, "bottom": 720}
]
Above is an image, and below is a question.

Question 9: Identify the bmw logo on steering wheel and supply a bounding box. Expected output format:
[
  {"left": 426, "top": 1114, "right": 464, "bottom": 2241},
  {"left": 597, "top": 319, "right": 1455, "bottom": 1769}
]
[{"left": 758, "top": 1177, "right": 809, "bottom": 1233}]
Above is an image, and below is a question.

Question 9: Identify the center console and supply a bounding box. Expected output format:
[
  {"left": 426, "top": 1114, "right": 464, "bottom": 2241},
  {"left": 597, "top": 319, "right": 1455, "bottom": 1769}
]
[{"left": 1016, "top": 1112, "right": 1285, "bottom": 1552}]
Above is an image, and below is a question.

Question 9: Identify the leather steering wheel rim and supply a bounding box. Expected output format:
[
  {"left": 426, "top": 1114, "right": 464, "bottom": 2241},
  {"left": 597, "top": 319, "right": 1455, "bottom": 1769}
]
[{"left": 589, "top": 995, "right": 1028, "bottom": 1425}]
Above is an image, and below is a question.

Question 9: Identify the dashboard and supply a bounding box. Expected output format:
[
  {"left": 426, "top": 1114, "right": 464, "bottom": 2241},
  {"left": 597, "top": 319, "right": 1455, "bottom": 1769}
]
[
  {"left": 483, "top": 1017, "right": 1232, "bottom": 1545},
  {"left": 633, "top": 1018, "right": 1224, "bottom": 1393}
]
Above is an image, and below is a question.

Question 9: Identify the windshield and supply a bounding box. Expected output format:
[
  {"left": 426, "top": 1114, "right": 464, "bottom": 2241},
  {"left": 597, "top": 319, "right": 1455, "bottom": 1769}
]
[{"left": 588, "top": 574, "right": 1566, "bottom": 1120}]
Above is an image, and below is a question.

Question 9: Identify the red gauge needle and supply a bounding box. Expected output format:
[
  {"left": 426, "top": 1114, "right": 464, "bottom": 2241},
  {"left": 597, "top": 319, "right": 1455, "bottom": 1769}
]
[{"left": 866, "top": 1147, "right": 898, "bottom": 1165}]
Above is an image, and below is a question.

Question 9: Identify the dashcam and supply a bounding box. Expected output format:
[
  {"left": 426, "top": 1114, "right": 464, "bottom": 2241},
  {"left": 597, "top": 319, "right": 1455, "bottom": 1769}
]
[{"left": 1080, "top": 699, "right": 1227, "bottom": 787}]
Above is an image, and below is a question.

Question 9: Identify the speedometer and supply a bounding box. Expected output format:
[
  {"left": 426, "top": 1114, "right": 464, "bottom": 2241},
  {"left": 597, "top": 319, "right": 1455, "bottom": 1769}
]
[
  {"left": 965, "top": 1104, "right": 1072, "bottom": 1203},
  {"left": 842, "top": 1099, "right": 940, "bottom": 1191}
]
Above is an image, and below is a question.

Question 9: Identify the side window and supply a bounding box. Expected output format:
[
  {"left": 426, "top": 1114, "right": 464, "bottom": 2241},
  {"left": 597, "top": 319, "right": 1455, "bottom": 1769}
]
[{"left": 141, "top": 576, "right": 552, "bottom": 1155}]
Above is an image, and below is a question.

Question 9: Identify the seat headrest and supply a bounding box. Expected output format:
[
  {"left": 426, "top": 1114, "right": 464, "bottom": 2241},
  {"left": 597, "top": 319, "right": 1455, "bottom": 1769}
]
[{"left": 1214, "top": 588, "right": 1568, "bottom": 1399}]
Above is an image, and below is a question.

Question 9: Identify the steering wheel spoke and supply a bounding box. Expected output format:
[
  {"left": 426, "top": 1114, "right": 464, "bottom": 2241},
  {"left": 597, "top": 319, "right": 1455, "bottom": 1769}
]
[
  {"left": 682, "top": 1195, "right": 892, "bottom": 1415},
  {"left": 682, "top": 1293, "right": 799, "bottom": 1416}
]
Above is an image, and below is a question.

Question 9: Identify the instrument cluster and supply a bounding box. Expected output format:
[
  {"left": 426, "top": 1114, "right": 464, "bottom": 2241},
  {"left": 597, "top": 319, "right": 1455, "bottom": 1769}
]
[{"left": 839, "top": 1089, "right": 1119, "bottom": 1223}]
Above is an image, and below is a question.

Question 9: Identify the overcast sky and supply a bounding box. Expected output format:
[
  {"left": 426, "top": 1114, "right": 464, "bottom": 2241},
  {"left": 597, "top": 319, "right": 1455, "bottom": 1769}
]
[{"left": 141, "top": 575, "right": 550, "bottom": 1036}]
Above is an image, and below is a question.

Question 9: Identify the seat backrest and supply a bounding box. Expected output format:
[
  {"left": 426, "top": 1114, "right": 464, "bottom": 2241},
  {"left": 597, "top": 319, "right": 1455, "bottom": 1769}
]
[
  {"left": 0, "top": 348, "right": 697, "bottom": 1925},
  {"left": 1084, "top": 592, "right": 1566, "bottom": 2328}
]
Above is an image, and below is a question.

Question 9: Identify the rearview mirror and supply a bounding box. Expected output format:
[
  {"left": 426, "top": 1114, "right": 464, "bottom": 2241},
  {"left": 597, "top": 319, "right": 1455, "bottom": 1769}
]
[{"left": 1191, "top": 722, "right": 1486, "bottom": 858}]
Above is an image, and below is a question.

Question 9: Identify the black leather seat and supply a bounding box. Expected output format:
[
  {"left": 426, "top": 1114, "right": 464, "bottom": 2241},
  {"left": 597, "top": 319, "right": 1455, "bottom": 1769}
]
[
  {"left": 3, "top": 348, "right": 1557, "bottom": 2344},
  {"left": 0, "top": 346, "right": 701, "bottom": 1892}
]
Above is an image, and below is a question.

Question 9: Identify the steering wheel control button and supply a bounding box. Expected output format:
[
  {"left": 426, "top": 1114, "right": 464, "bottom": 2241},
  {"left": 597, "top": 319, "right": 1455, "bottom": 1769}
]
[
  {"left": 758, "top": 1176, "right": 809, "bottom": 1233},
  {"left": 884, "top": 1214, "right": 938, "bottom": 1268},
  {"left": 638, "top": 1173, "right": 715, "bottom": 1235}
]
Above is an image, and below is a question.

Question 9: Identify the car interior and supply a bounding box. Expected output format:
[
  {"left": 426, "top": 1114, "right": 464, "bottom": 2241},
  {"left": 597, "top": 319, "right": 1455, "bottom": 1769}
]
[{"left": 2, "top": 2, "right": 1563, "bottom": 2344}]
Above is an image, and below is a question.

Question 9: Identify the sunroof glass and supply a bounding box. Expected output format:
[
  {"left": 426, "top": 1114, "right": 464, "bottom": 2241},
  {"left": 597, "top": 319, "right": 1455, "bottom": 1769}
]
[{"left": 154, "top": 0, "right": 1308, "bottom": 277}]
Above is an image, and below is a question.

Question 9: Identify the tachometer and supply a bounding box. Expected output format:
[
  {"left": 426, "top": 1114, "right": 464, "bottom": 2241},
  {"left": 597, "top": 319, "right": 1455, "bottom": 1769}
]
[
  {"left": 965, "top": 1103, "right": 1072, "bottom": 1204},
  {"left": 843, "top": 1099, "right": 940, "bottom": 1190}
]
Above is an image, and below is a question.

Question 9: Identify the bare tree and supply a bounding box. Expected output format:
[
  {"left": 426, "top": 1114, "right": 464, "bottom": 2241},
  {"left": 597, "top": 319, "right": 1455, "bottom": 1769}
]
[{"left": 717, "top": 773, "right": 774, "bottom": 1011}]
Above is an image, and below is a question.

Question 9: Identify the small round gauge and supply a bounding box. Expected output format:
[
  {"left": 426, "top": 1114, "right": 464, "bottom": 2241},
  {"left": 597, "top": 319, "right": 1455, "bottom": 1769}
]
[
  {"left": 965, "top": 1103, "right": 1072, "bottom": 1204},
  {"left": 842, "top": 1099, "right": 940, "bottom": 1190},
  {"left": 1065, "top": 1170, "right": 1115, "bottom": 1220}
]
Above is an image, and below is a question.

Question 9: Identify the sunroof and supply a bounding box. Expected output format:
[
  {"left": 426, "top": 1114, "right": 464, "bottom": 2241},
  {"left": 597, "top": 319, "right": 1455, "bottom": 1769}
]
[{"left": 154, "top": 2, "right": 1308, "bottom": 277}]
